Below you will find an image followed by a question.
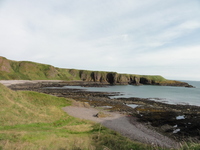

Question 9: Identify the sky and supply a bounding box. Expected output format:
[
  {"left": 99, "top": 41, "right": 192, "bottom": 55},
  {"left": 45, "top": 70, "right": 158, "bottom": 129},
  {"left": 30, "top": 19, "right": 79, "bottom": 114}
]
[{"left": 0, "top": 0, "right": 200, "bottom": 81}]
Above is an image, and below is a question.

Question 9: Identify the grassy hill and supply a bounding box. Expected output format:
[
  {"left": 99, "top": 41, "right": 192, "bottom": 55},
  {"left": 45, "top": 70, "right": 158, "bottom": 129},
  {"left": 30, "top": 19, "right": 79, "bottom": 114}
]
[
  {"left": 0, "top": 56, "right": 77, "bottom": 80},
  {"left": 0, "top": 56, "right": 190, "bottom": 87},
  {"left": 0, "top": 56, "right": 164, "bottom": 82},
  {"left": 0, "top": 83, "right": 154, "bottom": 150}
]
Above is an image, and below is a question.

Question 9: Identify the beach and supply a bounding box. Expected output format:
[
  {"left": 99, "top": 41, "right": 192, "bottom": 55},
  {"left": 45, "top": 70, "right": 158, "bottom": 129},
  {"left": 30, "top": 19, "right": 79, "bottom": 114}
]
[{"left": 63, "top": 103, "right": 179, "bottom": 148}]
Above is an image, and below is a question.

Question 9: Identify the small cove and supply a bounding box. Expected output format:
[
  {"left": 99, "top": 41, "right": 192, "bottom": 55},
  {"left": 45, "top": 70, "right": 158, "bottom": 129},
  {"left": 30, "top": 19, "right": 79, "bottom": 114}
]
[{"left": 56, "top": 80, "right": 200, "bottom": 106}]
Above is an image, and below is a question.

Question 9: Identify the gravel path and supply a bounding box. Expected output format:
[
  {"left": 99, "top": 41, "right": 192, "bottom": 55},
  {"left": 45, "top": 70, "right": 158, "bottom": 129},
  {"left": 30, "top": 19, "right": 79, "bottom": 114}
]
[{"left": 63, "top": 106, "right": 180, "bottom": 149}]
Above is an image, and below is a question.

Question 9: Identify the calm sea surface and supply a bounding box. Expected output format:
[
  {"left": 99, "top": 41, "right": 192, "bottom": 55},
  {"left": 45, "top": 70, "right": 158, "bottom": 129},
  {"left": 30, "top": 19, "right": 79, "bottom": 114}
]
[{"left": 62, "top": 80, "right": 200, "bottom": 106}]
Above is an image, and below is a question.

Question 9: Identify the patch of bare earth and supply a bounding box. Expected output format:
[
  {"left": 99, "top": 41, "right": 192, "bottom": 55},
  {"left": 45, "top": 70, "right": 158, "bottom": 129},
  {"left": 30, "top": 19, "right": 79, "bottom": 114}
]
[
  {"left": 63, "top": 103, "right": 180, "bottom": 149},
  {"left": 0, "top": 80, "right": 63, "bottom": 86}
]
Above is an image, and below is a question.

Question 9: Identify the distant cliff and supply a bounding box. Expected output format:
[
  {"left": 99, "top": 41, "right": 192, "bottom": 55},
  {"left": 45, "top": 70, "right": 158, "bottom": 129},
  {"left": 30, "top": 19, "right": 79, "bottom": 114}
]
[{"left": 0, "top": 56, "right": 192, "bottom": 87}]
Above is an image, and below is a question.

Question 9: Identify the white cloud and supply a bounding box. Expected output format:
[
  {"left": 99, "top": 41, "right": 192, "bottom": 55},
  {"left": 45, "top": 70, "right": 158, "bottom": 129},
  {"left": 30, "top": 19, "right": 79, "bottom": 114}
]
[
  {"left": 133, "top": 45, "right": 200, "bottom": 66},
  {"left": 0, "top": 0, "right": 200, "bottom": 80}
]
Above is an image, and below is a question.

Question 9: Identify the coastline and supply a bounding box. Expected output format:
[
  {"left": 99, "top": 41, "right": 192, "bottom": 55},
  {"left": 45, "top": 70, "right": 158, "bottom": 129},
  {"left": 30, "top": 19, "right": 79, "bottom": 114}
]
[
  {"left": 1, "top": 80, "right": 200, "bottom": 148},
  {"left": 63, "top": 103, "right": 179, "bottom": 148}
]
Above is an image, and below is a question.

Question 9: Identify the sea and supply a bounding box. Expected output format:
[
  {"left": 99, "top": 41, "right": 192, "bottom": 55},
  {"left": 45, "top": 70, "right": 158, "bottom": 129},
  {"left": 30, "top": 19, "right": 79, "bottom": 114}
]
[{"left": 62, "top": 80, "right": 200, "bottom": 106}]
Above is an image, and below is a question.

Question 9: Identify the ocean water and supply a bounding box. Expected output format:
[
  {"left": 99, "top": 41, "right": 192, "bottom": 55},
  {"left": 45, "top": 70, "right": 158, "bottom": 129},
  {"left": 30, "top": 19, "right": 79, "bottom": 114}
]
[{"left": 62, "top": 80, "right": 200, "bottom": 106}]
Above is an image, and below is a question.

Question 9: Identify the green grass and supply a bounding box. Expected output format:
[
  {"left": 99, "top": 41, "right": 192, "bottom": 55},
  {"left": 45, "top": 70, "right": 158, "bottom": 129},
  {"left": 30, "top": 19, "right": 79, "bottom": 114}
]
[
  {"left": 0, "top": 57, "right": 78, "bottom": 80},
  {"left": 91, "top": 124, "right": 152, "bottom": 150},
  {"left": 140, "top": 75, "right": 167, "bottom": 82},
  {"left": 0, "top": 56, "right": 172, "bottom": 85},
  {"left": 0, "top": 83, "right": 93, "bottom": 149},
  {"left": 0, "top": 83, "right": 71, "bottom": 126},
  {"left": 181, "top": 143, "right": 200, "bottom": 150},
  {"left": 0, "top": 83, "right": 200, "bottom": 149},
  {"left": 0, "top": 83, "right": 153, "bottom": 150}
]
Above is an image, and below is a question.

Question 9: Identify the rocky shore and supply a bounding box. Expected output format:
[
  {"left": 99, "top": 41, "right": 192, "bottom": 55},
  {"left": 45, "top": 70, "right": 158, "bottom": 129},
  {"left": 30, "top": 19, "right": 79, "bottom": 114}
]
[{"left": 4, "top": 80, "right": 200, "bottom": 143}]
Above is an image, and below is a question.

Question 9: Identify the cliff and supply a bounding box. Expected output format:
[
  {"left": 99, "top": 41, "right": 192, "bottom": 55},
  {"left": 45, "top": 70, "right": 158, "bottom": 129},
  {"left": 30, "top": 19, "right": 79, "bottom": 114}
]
[{"left": 0, "top": 56, "right": 192, "bottom": 87}]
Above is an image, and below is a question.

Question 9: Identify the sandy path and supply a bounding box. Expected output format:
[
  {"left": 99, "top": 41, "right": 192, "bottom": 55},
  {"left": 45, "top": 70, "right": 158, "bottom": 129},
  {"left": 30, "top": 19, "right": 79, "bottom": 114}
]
[
  {"left": 0, "top": 80, "right": 63, "bottom": 86},
  {"left": 63, "top": 106, "right": 179, "bottom": 149}
]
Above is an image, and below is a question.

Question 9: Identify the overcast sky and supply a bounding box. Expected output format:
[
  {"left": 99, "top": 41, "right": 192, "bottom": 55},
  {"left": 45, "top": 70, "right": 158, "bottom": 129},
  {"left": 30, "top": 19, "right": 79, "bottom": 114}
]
[{"left": 0, "top": 0, "right": 200, "bottom": 81}]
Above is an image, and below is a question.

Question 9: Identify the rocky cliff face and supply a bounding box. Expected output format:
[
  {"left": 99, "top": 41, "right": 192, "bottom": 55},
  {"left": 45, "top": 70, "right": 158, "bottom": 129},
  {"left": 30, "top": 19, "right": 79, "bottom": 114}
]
[
  {"left": 71, "top": 70, "right": 193, "bottom": 87},
  {"left": 78, "top": 71, "right": 132, "bottom": 85},
  {"left": 0, "top": 56, "right": 193, "bottom": 87},
  {"left": 0, "top": 56, "right": 13, "bottom": 73}
]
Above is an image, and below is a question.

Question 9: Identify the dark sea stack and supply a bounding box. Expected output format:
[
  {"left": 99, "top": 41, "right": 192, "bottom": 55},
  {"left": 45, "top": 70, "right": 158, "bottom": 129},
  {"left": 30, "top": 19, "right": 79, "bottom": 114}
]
[
  {"left": 140, "top": 77, "right": 152, "bottom": 85},
  {"left": 129, "top": 76, "right": 142, "bottom": 85},
  {"left": 134, "top": 76, "right": 141, "bottom": 85},
  {"left": 106, "top": 72, "right": 117, "bottom": 84},
  {"left": 91, "top": 72, "right": 102, "bottom": 82}
]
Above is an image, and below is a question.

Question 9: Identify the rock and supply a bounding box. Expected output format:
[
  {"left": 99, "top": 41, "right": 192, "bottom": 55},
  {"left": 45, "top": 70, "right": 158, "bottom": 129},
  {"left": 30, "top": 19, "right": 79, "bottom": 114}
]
[
  {"left": 69, "top": 69, "right": 79, "bottom": 77},
  {"left": 0, "top": 56, "right": 13, "bottom": 73},
  {"left": 95, "top": 111, "right": 112, "bottom": 118},
  {"left": 129, "top": 76, "right": 142, "bottom": 85},
  {"left": 46, "top": 66, "right": 58, "bottom": 78},
  {"left": 140, "top": 77, "right": 152, "bottom": 84},
  {"left": 185, "top": 85, "right": 195, "bottom": 88}
]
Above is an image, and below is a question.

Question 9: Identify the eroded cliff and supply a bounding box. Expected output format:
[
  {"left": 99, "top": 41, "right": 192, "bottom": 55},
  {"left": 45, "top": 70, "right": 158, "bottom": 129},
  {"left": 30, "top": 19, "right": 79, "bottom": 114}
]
[{"left": 0, "top": 56, "right": 192, "bottom": 87}]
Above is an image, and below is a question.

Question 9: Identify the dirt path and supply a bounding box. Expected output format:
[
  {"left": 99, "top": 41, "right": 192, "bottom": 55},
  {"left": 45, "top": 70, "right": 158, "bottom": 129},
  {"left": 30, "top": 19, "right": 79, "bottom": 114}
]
[{"left": 63, "top": 106, "right": 180, "bottom": 149}]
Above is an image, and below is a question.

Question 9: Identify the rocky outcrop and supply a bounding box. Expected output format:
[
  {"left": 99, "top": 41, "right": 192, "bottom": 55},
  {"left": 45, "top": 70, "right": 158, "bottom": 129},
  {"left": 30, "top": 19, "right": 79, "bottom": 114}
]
[
  {"left": 69, "top": 69, "right": 79, "bottom": 78},
  {"left": 76, "top": 71, "right": 193, "bottom": 87},
  {"left": 131, "top": 76, "right": 141, "bottom": 85},
  {"left": 0, "top": 56, "right": 13, "bottom": 73},
  {"left": 45, "top": 66, "right": 58, "bottom": 78},
  {"left": 140, "top": 77, "right": 154, "bottom": 84}
]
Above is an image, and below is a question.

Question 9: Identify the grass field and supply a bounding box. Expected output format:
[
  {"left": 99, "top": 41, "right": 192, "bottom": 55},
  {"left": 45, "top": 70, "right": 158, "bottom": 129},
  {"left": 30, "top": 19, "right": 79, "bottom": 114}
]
[
  {"left": 0, "top": 83, "right": 153, "bottom": 150},
  {"left": 0, "top": 83, "right": 199, "bottom": 150}
]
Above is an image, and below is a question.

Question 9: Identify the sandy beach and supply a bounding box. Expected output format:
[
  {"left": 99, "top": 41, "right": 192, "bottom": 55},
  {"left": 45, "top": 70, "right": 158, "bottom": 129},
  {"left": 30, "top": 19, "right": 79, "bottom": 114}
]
[{"left": 0, "top": 80, "right": 63, "bottom": 86}]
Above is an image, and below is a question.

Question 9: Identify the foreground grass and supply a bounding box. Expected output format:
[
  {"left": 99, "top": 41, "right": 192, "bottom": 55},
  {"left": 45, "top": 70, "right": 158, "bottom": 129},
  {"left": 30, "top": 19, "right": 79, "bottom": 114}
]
[
  {"left": 0, "top": 83, "right": 150, "bottom": 150},
  {"left": 0, "top": 83, "right": 199, "bottom": 150}
]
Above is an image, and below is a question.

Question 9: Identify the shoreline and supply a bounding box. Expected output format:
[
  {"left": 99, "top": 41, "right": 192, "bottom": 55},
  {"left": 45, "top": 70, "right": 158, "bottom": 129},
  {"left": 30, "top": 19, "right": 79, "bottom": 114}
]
[
  {"left": 1, "top": 80, "right": 200, "bottom": 148},
  {"left": 63, "top": 104, "right": 179, "bottom": 148}
]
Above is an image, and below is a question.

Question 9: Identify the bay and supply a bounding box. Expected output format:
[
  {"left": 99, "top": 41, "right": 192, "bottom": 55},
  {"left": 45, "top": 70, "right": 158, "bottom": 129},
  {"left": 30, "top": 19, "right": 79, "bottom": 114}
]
[{"left": 62, "top": 80, "right": 200, "bottom": 106}]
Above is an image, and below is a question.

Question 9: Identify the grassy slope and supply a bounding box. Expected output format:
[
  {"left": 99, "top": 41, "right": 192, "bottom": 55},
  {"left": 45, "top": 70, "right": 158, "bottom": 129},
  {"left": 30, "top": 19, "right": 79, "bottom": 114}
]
[
  {"left": 0, "top": 56, "right": 168, "bottom": 84},
  {"left": 1, "top": 56, "right": 188, "bottom": 86},
  {"left": 0, "top": 83, "right": 155, "bottom": 150},
  {"left": 0, "top": 56, "right": 78, "bottom": 80},
  {"left": 0, "top": 84, "right": 199, "bottom": 149}
]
